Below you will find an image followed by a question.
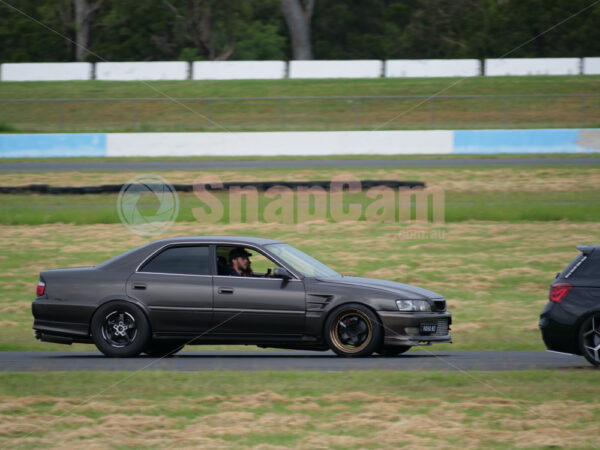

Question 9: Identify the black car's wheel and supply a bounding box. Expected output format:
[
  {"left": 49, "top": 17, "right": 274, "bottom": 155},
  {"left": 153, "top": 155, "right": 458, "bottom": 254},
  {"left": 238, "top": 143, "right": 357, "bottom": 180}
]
[
  {"left": 144, "top": 341, "right": 185, "bottom": 357},
  {"left": 91, "top": 301, "right": 151, "bottom": 357},
  {"left": 579, "top": 313, "right": 600, "bottom": 367},
  {"left": 325, "top": 304, "right": 382, "bottom": 357},
  {"left": 377, "top": 346, "right": 411, "bottom": 356}
]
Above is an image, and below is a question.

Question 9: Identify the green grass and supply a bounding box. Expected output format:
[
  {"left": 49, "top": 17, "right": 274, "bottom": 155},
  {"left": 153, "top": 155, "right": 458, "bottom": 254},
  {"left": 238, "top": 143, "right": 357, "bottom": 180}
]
[
  {"left": 0, "top": 370, "right": 599, "bottom": 448},
  {"left": 1, "top": 189, "right": 600, "bottom": 225},
  {"left": 1, "top": 76, "right": 598, "bottom": 132}
]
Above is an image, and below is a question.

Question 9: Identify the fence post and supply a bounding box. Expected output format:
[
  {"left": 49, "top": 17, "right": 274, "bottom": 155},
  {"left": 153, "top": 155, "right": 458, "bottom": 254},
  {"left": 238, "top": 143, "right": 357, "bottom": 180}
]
[
  {"left": 502, "top": 97, "right": 508, "bottom": 126},
  {"left": 353, "top": 99, "right": 360, "bottom": 129},
  {"left": 580, "top": 95, "right": 586, "bottom": 127}
]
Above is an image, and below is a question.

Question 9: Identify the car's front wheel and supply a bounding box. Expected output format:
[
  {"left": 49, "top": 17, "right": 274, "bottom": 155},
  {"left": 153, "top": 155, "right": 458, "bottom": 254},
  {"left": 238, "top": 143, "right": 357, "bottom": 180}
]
[
  {"left": 325, "top": 304, "right": 382, "bottom": 357},
  {"left": 579, "top": 313, "right": 600, "bottom": 367},
  {"left": 91, "top": 301, "right": 151, "bottom": 357}
]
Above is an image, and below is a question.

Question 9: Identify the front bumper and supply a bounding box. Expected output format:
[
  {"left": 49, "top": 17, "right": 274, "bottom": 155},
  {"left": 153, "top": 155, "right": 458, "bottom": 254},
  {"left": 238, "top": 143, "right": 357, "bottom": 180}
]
[{"left": 379, "top": 311, "right": 452, "bottom": 347}]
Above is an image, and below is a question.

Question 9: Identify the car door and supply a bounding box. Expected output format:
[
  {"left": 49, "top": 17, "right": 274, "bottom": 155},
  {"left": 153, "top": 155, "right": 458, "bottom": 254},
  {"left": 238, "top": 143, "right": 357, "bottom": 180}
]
[
  {"left": 212, "top": 246, "right": 306, "bottom": 337},
  {"left": 126, "top": 244, "right": 213, "bottom": 334}
]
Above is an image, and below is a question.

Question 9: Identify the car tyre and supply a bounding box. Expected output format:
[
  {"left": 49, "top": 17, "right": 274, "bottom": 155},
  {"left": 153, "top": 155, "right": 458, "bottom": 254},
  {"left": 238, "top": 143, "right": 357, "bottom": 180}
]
[
  {"left": 377, "top": 346, "right": 411, "bottom": 356},
  {"left": 144, "top": 341, "right": 185, "bottom": 357},
  {"left": 578, "top": 313, "right": 600, "bottom": 367},
  {"left": 325, "top": 303, "right": 382, "bottom": 357},
  {"left": 91, "top": 301, "right": 151, "bottom": 357}
]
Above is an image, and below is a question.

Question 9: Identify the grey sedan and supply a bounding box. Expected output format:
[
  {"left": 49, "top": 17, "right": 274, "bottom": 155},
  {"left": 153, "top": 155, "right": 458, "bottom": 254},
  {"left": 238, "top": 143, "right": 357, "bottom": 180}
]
[{"left": 33, "top": 236, "right": 452, "bottom": 357}]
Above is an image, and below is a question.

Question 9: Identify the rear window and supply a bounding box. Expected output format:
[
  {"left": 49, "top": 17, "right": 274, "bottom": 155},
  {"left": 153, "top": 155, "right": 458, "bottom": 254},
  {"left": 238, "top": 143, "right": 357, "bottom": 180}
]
[
  {"left": 140, "top": 246, "right": 211, "bottom": 275},
  {"left": 561, "top": 253, "right": 598, "bottom": 279}
]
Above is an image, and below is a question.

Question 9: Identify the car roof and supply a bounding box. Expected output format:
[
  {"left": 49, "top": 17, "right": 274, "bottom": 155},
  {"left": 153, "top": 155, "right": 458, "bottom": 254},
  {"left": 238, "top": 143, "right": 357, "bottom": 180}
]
[{"left": 153, "top": 236, "right": 283, "bottom": 246}]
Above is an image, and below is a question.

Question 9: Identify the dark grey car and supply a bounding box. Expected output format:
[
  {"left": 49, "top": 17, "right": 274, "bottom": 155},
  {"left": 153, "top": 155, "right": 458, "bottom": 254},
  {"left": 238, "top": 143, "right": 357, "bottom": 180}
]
[{"left": 33, "top": 236, "right": 452, "bottom": 357}]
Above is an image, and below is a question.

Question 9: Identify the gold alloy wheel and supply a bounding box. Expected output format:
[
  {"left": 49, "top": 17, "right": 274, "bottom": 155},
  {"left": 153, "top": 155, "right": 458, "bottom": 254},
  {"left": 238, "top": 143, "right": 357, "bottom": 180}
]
[{"left": 329, "top": 309, "right": 373, "bottom": 354}]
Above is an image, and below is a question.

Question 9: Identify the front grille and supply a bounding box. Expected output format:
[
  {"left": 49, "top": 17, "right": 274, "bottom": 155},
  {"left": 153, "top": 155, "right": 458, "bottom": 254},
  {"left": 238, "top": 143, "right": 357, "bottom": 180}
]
[
  {"left": 435, "top": 318, "right": 449, "bottom": 336},
  {"left": 433, "top": 300, "right": 446, "bottom": 311}
]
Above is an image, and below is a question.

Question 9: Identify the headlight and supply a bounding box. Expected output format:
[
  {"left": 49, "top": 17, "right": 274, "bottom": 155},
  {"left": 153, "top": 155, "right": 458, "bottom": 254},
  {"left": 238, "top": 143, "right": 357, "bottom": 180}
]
[{"left": 396, "top": 300, "right": 431, "bottom": 312}]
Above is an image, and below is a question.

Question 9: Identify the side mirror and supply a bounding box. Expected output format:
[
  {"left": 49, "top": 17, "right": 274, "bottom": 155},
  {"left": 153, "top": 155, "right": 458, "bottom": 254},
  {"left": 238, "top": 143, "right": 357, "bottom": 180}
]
[{"left": 273, "top": 267, "right": 292, "bottom": 280}]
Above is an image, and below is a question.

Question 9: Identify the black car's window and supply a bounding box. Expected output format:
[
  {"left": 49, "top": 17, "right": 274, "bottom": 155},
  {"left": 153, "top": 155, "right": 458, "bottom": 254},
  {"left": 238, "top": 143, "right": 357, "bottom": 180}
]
[
  {"left": 140, "top": 246, "right": 210, "bottom": 275},
  {"left": 563, "top": 253, "right": 600, "bottom": 279}
]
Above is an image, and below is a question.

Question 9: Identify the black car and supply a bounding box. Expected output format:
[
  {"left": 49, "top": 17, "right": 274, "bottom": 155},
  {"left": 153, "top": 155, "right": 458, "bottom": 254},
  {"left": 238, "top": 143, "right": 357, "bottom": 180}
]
[
  {"left": 33, "top": 236, "right": 451, "bottom": 358},
  {"left": 540, "top": 245, "right": 600, "bottom": 367}
]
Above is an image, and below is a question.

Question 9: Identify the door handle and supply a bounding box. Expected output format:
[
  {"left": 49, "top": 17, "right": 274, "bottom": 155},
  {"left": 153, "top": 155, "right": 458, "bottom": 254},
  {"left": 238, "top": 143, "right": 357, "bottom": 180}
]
[
  {"left": 218, "top": 287, "right": 234, "bottom": 294},
  {"left": 133, "top": 284, "right": 147, "bottom": 290}
]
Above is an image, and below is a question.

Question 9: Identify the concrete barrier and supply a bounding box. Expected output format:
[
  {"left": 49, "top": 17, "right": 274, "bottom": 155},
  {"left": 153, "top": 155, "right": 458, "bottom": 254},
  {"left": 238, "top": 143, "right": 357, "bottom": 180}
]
[
  {"left": 0, "top": 63, "right": 92, "bottom": 81},
  {"left": 454, "top": 129, "right": 599, "bottom": 154},
  {"left": 583, "top": 57, "right": 600, "bottom": 75},
  {"left": 385, "top": 59, "right": 480, "bottom": 77},
  {"left": 485, "top": 58, "right": 580, "bottom": 76},
  {"left": 0, "top": 134, "right": 105, "bottom": 157},
  {"left": 192, "top": 61, "right": 285, "bottom": 80},
  {"left": 106, "top": 130, "right": 452, "bottom": 156},
  {"left": 2, "top": 129, "right": 598, "bottom": 158},
  {"left": 289, "top": 60, "right": 382, "bottom": 79},
  {"left": 95, "top": 62, "right": 188, "bottom": 81}
]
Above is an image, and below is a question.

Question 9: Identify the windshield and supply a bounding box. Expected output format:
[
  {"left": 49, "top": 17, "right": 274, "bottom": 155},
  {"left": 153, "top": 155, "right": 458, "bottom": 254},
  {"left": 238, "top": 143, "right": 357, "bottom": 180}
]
[{"left": 266, "top": 243, "right": 341, "bottom": 278}]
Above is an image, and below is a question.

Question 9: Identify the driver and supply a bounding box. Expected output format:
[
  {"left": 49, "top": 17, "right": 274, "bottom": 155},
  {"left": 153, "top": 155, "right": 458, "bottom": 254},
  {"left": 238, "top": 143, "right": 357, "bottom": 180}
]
[{"left": 227, "top": 247, "right": 255, "bottom": 277}]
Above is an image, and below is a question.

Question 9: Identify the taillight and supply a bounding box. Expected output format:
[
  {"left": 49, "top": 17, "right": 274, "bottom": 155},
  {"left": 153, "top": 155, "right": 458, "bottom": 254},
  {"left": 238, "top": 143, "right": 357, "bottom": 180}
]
[
  {"left": 36, "top": 280, "right": 45, "bottom": 297},
  {"left": 549, "top": 282, "right": 573, "bottom": 303}
]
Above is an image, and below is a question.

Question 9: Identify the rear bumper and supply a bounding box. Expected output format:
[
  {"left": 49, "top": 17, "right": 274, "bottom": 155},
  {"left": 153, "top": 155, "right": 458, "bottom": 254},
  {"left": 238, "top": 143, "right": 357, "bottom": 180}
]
[
  {"left": 32, "top": 299, "right": 93, "bottom": 345},
  {"left": 539, "top": 302, "right": 580, "bottom": 355},
  {"left": 379, "top": 311, "right": 452, "bottom": 347}
]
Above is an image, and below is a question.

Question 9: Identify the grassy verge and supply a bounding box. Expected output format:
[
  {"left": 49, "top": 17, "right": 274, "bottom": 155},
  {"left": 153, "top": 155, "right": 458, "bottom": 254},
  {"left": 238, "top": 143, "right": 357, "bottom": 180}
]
[
  {"left": 1, "top": 220, "right": 598, "bottom": 351},
  {"left": 1, "top": 76, "right": 598, "bottom": 132},
  {"left": 0, "top": 370, "right": 599, "bottom": 448},
  {"left": 1, "top": 164, "right": 599, "bottom": 351}
]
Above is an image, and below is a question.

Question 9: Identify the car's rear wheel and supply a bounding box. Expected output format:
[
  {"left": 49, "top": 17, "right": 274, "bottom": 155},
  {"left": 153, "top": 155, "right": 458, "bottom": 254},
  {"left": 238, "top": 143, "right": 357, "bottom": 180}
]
[
  {"left": 377, "top": 346, "right": 411, "bottom": 356},
  {"left": 579, "top": 313, "right": 600, "bottom": 367},
  {"left": 91, "top": 301, "right": 151, "bottom": 357},
  {"left": 325, "top": 304, "right": 382, "bottom": 357},
  {"left": 144, "top": 341, "right": 185, "bottom": 357}
]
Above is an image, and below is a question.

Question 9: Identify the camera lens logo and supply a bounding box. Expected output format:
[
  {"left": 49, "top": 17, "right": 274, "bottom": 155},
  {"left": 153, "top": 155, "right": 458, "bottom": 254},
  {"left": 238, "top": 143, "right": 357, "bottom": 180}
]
[{"left": 117, "top": 174, "right": 179, "bottom": 236}]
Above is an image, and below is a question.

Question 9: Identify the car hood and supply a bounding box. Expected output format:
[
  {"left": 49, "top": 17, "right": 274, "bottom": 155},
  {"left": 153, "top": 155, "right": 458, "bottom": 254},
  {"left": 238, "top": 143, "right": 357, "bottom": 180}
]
[{"left": 316, "top": 276, "right": 443, "bottom": 300}]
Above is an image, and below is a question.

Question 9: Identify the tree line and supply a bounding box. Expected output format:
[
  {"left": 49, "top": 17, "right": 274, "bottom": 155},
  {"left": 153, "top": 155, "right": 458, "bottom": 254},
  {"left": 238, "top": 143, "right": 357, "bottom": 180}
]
[{"left": 1, "top": 0, "right": 598, "bottom": 63}]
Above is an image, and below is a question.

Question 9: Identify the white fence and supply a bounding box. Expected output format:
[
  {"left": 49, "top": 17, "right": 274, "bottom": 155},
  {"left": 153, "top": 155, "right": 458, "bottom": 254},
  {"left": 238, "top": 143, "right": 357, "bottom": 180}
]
[
  {"left": 386, "top": 59, "right": 480, "bottom": 77},
  {"left": 1, "top": 58, "right": 598, "bottom": 81},
  {"left": 583, "top": 57, "right": 600, "bottom": 75},
  {"left": 1, "top": 62, "right": 92, "bottom": 81},
  {"left": 485, "top": 58, "right": 580, "bottom": 76},
  {"left": 96, "top": 61, "right": 188, "bottom": 81},
  {"left": 289, "top": 60, "right": 382, "bottom": 79},
  {"left": 192, "top": 61, "right": 285, "bottom": 80}
]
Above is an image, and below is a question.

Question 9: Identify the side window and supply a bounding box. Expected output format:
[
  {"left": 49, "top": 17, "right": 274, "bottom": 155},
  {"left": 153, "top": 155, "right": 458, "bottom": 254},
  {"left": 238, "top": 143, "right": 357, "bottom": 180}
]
[
  {"left": 140, "top": 246, "right": 211, "bottom": 275},
  {"left": 216, "top": 246, "right": 279, "bottom": 277}
]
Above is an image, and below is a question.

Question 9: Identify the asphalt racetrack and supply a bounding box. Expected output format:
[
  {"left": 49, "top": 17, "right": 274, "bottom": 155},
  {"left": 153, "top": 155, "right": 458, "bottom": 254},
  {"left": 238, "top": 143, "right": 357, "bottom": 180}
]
[
  {"left": 1, "top": 156, "right": 599, "bottom": 173},
  {"left": 0, "top": 350, "right": 588, "bottom": 371}
]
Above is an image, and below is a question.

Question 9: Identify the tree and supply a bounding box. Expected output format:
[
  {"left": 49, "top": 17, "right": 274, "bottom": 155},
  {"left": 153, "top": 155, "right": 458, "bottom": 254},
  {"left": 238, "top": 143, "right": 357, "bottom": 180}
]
[
  {"left": 73, "top": 0, "right": 103, "bottom": 61},
  {"left": 281, "top": 0, "right": 314, "bottom": 59}
]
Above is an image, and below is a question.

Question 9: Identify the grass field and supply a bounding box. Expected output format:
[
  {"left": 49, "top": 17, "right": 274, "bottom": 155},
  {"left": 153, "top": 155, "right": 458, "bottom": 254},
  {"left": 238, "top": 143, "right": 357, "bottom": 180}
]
[
  {"left": 1, "top": 370, "right": 599, "bottom": 448},
  {"left": 1, "top": 76, "right": 599, "bottom": 132},
  {"left": 1, "top": 164, "right": 599, "bottom": 351},
  {"left": 1, "top": 160, "right": 599, "bottom": 447}
]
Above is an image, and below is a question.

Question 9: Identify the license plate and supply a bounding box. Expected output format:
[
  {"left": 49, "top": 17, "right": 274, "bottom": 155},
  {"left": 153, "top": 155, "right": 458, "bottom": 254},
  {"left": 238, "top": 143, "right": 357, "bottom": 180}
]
[{"left": 420, "top": 323, "right": 437, "bottom": 334}]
